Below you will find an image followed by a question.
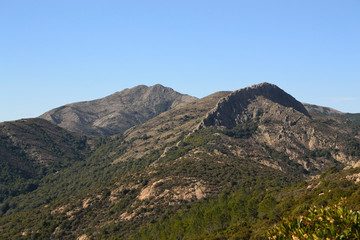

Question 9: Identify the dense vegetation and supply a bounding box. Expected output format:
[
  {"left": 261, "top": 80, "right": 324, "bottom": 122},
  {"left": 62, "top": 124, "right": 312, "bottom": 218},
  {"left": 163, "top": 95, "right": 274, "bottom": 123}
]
[
  {"left": 268, "top": 199, "right": 360, "bottom": 239},
  {"left": 132, "top": 167, "right": 360, "bottom": 240},
  {"left": 0, "top": 133, "right": 130, "bottom": 217},
  {"left": 342, "top": 113, "right": 360, "bottom": 123},
  {"left": 222, "top": 122, "right": 258, "bottom": 139},
  {"left": 2, "top": 166, "right": 360, "bottom": 239},
  {"left": 0, "top": 119, "right": 89, "bottom": 207},
  {"left": 2, "top": 122, "right": 359, "bottom": 239}
]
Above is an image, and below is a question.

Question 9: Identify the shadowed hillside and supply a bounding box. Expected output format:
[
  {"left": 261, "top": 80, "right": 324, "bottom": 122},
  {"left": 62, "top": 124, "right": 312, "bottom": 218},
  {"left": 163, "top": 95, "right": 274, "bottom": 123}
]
[{"left": 0, "top": 118, "right": 89, "bottom": 203}]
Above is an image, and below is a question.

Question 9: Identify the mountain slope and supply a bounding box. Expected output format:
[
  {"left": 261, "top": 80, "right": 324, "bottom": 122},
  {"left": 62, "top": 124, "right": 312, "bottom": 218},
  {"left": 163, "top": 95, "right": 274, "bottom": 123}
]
[
  {"left": 304, "top": 103, "right": 360, "bottom": 123},
  {"left": 1, "top": 83, "right": 360, "bottom": 239},
  {"left": 121, "top": 83, "right": 359, "bottom": 173},
  {"left": 40, "top": 84, "right": 197, "bottom": 136},
  {"left": 303, "top": 103, "right": 345, "bottom": 117},
  {"left": 134, "top": 165, "right": 360, "bottom": 240},
  {"left": 0, "top": 118, "right": 89, "bottom": 202},
  {"left": 115, "top": 90, "right": 231, "bottom": 163},
  {"left": 200, "top": 82, "right": 310, "bottom": 129}
]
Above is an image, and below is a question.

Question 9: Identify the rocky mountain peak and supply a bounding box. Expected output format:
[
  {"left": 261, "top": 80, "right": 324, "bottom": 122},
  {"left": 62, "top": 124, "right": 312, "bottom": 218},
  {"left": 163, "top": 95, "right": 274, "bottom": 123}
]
[
  {"left": 40, "top": 84, "right": 197, "bottom": 136},
  {"left": 199, "top": 82, "right": 310, "bottom": 129}
]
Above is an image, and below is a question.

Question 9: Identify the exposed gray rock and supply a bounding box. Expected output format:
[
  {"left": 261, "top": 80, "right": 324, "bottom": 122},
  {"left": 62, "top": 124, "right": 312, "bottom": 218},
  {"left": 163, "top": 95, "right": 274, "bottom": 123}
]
[
  {"left": 199, "top": 82, "right": 310, "bottom": 129},
  {"left": 40, "top": 84, "right": 197, "bottom": 136}
]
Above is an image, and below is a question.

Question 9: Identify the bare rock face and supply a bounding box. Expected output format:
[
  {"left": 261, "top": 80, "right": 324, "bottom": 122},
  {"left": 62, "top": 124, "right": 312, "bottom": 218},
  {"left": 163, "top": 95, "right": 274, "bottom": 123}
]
[
  {"left": 200, "top": 82, "right": 310, "bottom": 129},
  {"left": 40, "top": 84, "right": 197, "bottom": 136},
  {"left": 196, "top": 83, "right": 359, "bottom": 172}
]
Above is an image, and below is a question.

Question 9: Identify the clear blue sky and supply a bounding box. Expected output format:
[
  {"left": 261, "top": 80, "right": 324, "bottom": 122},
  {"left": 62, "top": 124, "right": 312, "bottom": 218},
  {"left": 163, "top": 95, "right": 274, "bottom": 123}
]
[{"left": 1, "top": 0, "right": 359, "bottom": 122}]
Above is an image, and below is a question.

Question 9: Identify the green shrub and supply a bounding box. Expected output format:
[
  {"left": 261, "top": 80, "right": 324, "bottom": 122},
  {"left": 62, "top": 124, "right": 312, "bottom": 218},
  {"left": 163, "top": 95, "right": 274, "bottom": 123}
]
[
  {"left": 222, "top": 122, "right": 258, "bottom": 139},
  {"left": 268, "top": 199, "right": 360, "bottom": 239}
]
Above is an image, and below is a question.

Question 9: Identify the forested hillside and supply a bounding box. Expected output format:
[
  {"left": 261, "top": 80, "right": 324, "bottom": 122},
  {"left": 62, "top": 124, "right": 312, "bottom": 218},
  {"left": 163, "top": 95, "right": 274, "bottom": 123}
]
[
  {"left": 1, "top": 83, "right": 360, "bottom": 239},
  {"left": 0, "top": 118, "right": 89, "bottom": 205}
]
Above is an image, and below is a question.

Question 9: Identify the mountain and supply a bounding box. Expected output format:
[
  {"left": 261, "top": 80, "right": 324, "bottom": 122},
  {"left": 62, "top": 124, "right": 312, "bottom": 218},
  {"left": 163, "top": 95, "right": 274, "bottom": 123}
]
[
  {"left": 1, "top": 83, "right": 360, "bottom": 239},
  {"left": 304, "top": 103, "right": 360, "bottom": 123},
  {"left": 200, "top": 82, "right": 310, "bottom": 129},
  {"left": 303, "top": 103, "right": 345, "bottom": 117},
  {"left": 40, "top": 84, "right": 197, "bottom": 136},
  {"left": 0, "top": 118, "right": 89, "bottom": 203},
  {"left": 120, "top": 83, "right": 359, "bottom": 172}
]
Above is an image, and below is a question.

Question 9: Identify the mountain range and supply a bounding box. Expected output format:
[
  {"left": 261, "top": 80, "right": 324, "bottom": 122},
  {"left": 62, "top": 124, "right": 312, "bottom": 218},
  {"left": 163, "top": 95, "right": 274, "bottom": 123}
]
[{"left": 1, "top": 83, "right": 360, "bottom": 239}]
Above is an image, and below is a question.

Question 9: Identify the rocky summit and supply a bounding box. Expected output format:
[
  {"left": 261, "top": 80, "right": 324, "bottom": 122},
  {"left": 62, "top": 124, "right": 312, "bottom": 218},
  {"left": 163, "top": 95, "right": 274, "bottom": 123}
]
[
  {"left": 40, "top": 84, "right": 197, "bottom": 136},
  {"left": 200, "top": 82, "right": 310, "bottom": 129}
]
